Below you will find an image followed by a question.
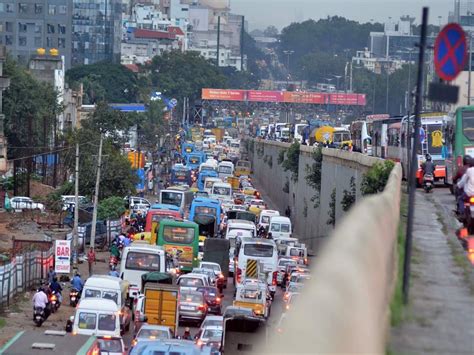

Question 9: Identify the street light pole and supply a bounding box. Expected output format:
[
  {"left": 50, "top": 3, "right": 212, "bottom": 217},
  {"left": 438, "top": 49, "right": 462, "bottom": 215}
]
[
  {"left": 283, "top": 50, "right": 294, "bottom": 88},
  {"left": 469, "top": 32, "right": 472, "bottom": 105},
  {"left": 90, "top": 134, "right": 103, "bottom": 250}
]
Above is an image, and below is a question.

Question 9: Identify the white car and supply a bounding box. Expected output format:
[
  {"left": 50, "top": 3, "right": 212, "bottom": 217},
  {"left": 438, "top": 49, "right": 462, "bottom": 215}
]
[{"left": 10, "top": 197, "right": 45, "bottom": 212}]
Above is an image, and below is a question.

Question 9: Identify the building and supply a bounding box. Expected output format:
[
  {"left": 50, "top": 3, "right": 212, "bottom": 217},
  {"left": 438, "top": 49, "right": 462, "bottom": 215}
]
[
  {"left": 352, "top": 48, "right": 404, "bottom": 74},
  {"left": 0, "top": 45, "right": 10, "bottom": 174},
  {"left": 72, "top": 0, "right": 122, "bottom": 66},
  {"left": 0, "top": 0, "right": 72, "bottom": 68},
  {"left": 369, "top": 16, "right": 435, "bottom": 61},
  {"left": 191, "top": 45, "right": 244, "bottom": 69}
]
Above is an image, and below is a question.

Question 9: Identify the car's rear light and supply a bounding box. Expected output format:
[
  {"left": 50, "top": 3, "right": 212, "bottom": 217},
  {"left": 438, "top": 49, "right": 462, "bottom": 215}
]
[
  {"left": 469, "top": 197, "right": 474, "bottom": 205},
  {"left": 237, "top": 268, "right": 242, "bottom": 283},
  {"left": 272, "top": 271, "right": 278, "bottom": 286},
  {"left": 198, "top": 305, "right": 206, "bottom": 311},
  {"left": 216, "top": 297, "right": 221, "bottom": 303},
  {"left": 219, "top": 273, "right": 224, "bottom": 279}
]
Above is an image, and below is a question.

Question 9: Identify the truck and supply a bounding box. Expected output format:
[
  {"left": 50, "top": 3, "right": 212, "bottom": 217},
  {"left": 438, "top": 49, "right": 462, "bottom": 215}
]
[
  {"left": 203, "top": 238, "right": 230, "bottom": 285},
  {"left": 142, "top": 275, "right": 180, "bottom": 337},
  {"left": 211, "top": 128, "right": 225, "bottom": 142}
]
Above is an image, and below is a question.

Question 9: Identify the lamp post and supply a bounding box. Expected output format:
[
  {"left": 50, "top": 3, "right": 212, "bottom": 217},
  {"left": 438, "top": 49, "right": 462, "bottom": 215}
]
[
  {"left": 331, "top": 74, "right": 342, "bottom": 91},
  {"left": 283, "top": 50, "right": 294, "bottom": 88}
]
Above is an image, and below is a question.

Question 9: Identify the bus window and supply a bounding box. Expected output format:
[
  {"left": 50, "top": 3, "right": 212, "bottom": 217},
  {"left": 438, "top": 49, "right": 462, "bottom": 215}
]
[
  {"left": 462, "top": 110, "right": 474, "bottom": 139},
  {"left": 244, "top": 244, "right": 274, "bottom": 257},
  {"left": 163, "top": 226, "right": 195, "bottom": 244},
  {"left": 195, "top": 206, "right": 217, "bottom": 215},
  {"left": 161, "top": 192, "right": 182, "bottom": 207},
  {"left": 125, "top": 251, "right": 161, "bottom": 271}
]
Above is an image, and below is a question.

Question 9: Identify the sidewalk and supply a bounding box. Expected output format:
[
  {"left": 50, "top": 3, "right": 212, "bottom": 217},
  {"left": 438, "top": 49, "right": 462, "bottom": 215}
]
[{"left": 390, "top": 191, "right": 474, "bottom": 354}]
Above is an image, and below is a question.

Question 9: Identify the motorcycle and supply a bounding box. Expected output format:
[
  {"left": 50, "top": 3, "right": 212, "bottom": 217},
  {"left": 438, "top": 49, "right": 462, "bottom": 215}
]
[
  {"left": 109, "top": 255, "right": 119, "bottom": 268},
  {"left": 423, "top": 173, "right": 434, "bottom": 193},
  {"left": 69, "top": 288, "right": 80, "bottom": 307},
  {"left": 463, "top": 196, "right": 474, "bottom": 235},
  {"left": 50, "top": 291, "right": 60, "bottom": 313},
  {"left": 33, "top": 307, "right": 46, "bottom": 327}
]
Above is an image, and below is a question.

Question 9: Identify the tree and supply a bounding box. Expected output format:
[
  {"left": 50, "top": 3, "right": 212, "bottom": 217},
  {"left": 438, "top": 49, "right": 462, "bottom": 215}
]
[
  {"left": 296, "top": 52, "right": 346, "bottom": 84},
  {"left": 305, "top": 147, "right": 323, "bottom": 207},
  {"left": 341, "top": 177, "right": 357, "bottom": 212},
  {"left": 66, "top": 62, "right": 139, "bottom": 104},
  {"left": 280, "top": 142, "right": 300, "bottom": 182},
  {"left": 327, "top": 188, "right": 336, "bottom": 227},
  {"left": 146, "top": 51, "right": 227, "bottom": 103},
  {"left": 263, "top": 25, "right": 279, "bottom": 38},
  {"left": 361, "top": 160, "right": 395, "bottom": 195},
  {"left": 98, "top": 196, "right": 127, "bottom": 220},
  {"left": 219, "top": 66, "right": 260, "bottom": 89}
]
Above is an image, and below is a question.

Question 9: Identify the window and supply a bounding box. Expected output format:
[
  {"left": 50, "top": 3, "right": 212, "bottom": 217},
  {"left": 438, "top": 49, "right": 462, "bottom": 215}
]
[
  {"left": 161, "top": 192, "right": 182, "bottom": 207},
  {"left": 0, "top": 4, "right": 3, "bottom": 12},
  {"left": 5, "top": 4, "right": 13, "bottom": 13},
  {"left": 281, "top": 224, "right": 291, "bottom": 233},
  {"left": 35, "top": 24, "right": 41, "bottom": 33},
  {"left": 5, "top": 35, "right": 13, "bottom": 45},
  {"left": 58, "top": 5, "right": 67, "bottom": 14},
  {"left": 244, "top": 243, "right": 274, "bottom": 257},
  {"left": 5, "top": 22, "right": 12, "bottom": 32},
  {"left": 125, "top": 252, "right": 161, "bottom": 272},
  {"left": 35, "top": 4, "right": 43, "bottom": 14},
  {"left": 48, "top": 5, "right": 56, "bottom": 15},
  {"left": 34, "top": 37, "right": 42, "bottom": 46},
  {"left": 58, "top": 24, "right": 66, "bottom": 34},
  {"left": 98, "top": 314, "right": 116, "bottom": 332},
  {"left": 58, "top": 38, "right": 65, "bottom": 48},
  {"left": 19, "top": 37, "right": 27, "bottom": 47},
  {"left": 162, "top": 226, "right": 194, "bottom": 244},
  {"left": 462, "top": 110, "right": 474, "bottom": 140},
  {"left": 195, "top": 206, "right": 216, "bottom": 216},
  {"left": 270, "top": 223, "right": 281, "bottom": 232},
  {"left": 84, "top": 289, "right": 101, "bottom": 298},
  {"left": 46, "top": 37, "right": 53, "bottom": 47},
  {"left": 18, "top": 23, "right": 27, "bottom": 33},
  {"left": 19, "top": 3, "right": 28, "bottom": 13},
  {"left": 47, "top": 24, "right": 55, "bottom": 34},
  {"left": 78, "top": 312, "right": 96, "bottom": 330},
  {"left": 102, "top": 291, "right": 118, "bottom": 304},
  {"left": 137, "top": 328, "right": 170, "bottom": 339}
]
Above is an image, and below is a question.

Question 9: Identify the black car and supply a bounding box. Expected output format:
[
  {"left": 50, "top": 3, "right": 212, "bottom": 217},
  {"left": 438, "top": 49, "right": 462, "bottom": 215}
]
[{"left": 196, "top": 286, "right": 222, "bottom": 315}]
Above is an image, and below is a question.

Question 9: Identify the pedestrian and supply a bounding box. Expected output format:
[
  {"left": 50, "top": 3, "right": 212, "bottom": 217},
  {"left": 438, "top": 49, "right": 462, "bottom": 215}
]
[
  {"left": 47, "top": 266, "right": 56, "bottom": 284},
  {"left": 285, "top": 206, "right": 291, "bottom": 219},
  {"left": 87, "top": 247, "right": 96, "bottom": 277}
]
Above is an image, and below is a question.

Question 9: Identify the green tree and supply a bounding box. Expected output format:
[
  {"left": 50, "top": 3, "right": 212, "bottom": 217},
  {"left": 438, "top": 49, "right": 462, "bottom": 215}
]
[
  {"left": 263, "top": 25, "right": 279, "bottom": 38},
  {"left": 341, "top": 177, "right": 357, "bottom": 212},
  {"left": 66, "top": 62, "right": 139, "bottom": 104},
  {"left": 327, "top": 188, "right": 336, "bottom": 227},
  {"left": 98, "top": 196, "right": 127, "bottom": 220},
  {"left": 305, "top": 147, "right": 323, "bottom": 207},
  {"left": 146, "top": 51, "right": 227, "bottom": 102},
  {"left": 281, "top": 142, "right": 300, "bottom": 182},
  {"left": 296, "top": 52, "right": 346, "bottom": 85}
]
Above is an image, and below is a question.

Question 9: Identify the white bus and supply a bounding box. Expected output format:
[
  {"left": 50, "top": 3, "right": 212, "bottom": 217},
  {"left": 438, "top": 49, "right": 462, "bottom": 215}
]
[
  {"left": 218, "top": 161, "right": 235, "bottom": 181},
  {"left": 159, "top": 186, "right": 194, "bottom": 214}
]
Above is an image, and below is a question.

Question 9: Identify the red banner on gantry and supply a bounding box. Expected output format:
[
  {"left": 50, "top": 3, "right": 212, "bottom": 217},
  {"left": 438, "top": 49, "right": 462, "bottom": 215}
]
[
  {"left": 202, "top": 88, "right": 246, "bottom": 101},
  {"left": 247, "top": 90, "right": 284, "bottom": 102}
]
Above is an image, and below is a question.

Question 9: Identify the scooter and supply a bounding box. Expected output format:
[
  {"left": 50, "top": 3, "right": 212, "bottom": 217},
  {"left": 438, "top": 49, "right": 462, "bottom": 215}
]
[
  {"left": 423, "top": 173, "right": 434, "bottom": 193},
  {"left": 463, "top": 196, "right": 474, "bottom": 235},
  {"left": 50, "top": 291, "right": 60, "bottom": 313},
  {"left": 69, "top": 288, "right": 80, "bottom": 307},
  {"left": 33, "top": 307, "right": 46, "bottom": 327}
]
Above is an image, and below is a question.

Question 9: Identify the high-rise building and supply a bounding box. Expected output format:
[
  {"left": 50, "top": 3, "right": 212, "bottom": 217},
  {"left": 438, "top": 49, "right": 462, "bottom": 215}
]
[
  {"left": 0, "top": 0, "right": 72, "bottom": 68},
  {"left": 72, "top": 0, "right": 122, "bottom": 66}
]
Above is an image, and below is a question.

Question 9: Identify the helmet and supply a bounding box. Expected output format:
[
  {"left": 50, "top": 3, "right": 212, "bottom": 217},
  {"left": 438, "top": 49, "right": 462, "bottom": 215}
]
[
  {"left": 463, "top": 155, "right": 472, "bottom": 166},
  {"left": 185, "top": 327, "right": 190, "bottom": 332},
  {"left": 425, "top": 154, "right": 432, "bottom": 161}
]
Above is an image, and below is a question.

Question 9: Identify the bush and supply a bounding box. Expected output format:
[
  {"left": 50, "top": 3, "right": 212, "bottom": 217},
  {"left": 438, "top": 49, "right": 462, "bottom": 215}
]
[
  {"left": 361, "top": 160, "right": 395, "bottom": 195},
  {"left": 281, "top": 142, "right": 300, "bottom": 182},
  {"left": 97, "top": 196, "right": 126, "bottom": 221},
  {"left": 277, "top": 149, "right": 285, "bottom": 165},
  {"left": 327, "top": 187, "right": 336, "bottom": 227},
  {"left": 341, "top": 176, "right": 356, "bottom": 212},
  {"left": 305, "top": 147, "right": 323, "bottom": 207}
]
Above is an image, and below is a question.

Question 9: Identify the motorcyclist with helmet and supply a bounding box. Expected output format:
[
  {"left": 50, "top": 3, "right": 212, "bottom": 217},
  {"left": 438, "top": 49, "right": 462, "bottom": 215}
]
[{"left": 421, "top": 154, "right": 436, "bottom": 176}]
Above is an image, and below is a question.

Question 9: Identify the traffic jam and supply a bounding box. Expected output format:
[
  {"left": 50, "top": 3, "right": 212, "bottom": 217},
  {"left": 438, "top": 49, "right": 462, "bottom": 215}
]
[{"left": 2, "top": 128, "right": 310, "bottom": 355}]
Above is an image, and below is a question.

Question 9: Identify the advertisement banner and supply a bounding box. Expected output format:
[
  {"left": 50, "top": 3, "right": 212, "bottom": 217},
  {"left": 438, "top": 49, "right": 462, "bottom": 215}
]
[
  {"left": 282, "top": 91, "right": 326, "bottom": 104},
  {"left": 202, "top": 89, "right": 246, "bottom": 101},
  {"left": 247, "top": 90, "right": 284, "bottom": 102},
  {"left": 55, "top": 240, "right": 71, "bottom": 274},
  {"left": 329, "top": 93, "right": 367, "bottom": 106},
  {"left": 165, "top": 244, "right": 194, "bottom": 268}
]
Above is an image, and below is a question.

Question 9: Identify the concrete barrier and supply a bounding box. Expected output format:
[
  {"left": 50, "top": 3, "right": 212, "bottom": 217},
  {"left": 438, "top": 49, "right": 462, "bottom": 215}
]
[{"left": 260, "top": 163, "right": 402, "bottom": 354}]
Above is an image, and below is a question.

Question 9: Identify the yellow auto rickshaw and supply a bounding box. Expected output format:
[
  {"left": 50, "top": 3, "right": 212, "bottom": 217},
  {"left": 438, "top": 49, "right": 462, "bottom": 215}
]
[
  {"left": 235, "top": 160, "right": 251, "bottom": 177},
  {"left": 226, "top": 176, "right": 240, "bottom": 190}
]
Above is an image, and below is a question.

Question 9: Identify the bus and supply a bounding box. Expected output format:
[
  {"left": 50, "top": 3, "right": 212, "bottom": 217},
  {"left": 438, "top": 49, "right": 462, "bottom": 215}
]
[
  {"left": 186, "top": 152, "right": 206, "bottom": 170},
  {"left": 170, "top": 164, "right": 192, "bottom": 186},
  {"left": 445, "top": 106, "right": 474, "bottom": 187},
  {"left": 157, "top": 219, "right": 199, "bottom": 272},
  {"left": 350, "top": 121, "right": 372, "bottom": 154},
  {"left": 159, "top": 186, "right": 194, "bottom": 215},
  {"left": 189, "top": 197, "right": 222, "bottom": 238}
]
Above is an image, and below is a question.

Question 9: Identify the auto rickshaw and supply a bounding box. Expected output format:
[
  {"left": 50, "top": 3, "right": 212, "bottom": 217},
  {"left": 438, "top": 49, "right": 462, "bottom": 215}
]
[
  {"left": 233, "top": 280, "right": 271, "bottom": 318},
  {"left": 235, "top": 160, "right": 251, "bottom": 177}
]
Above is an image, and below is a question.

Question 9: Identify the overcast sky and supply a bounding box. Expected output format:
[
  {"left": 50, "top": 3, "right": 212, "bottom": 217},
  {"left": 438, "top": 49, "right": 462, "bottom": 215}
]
[{"left": 230, "top": 0, "right": 453, "bottom": 30}]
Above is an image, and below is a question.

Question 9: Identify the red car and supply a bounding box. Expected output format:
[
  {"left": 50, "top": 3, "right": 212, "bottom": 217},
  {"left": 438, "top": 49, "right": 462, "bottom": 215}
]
[{"left": 196, "top": 286, "right": 222, "bottom": 315}]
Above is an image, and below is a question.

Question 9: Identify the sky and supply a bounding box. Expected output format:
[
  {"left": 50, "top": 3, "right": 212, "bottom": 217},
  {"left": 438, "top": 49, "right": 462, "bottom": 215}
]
[{"left": 230, "top": 0, "right": 454, "bottom": 30}]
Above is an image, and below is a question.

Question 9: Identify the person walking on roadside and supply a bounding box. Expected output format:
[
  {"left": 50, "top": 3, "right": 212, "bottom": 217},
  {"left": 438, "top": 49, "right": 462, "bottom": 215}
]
[
  {"left": 87, "top": 247, "right": 96, "bottom": 277},
  {"left": 47, "top": 266, "right": 56, "bottom": 284}
]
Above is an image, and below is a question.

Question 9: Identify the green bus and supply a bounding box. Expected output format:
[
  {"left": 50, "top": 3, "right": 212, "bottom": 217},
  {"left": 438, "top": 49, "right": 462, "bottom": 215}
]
[
  {"left": 157, "top": 219, "right": 199, "bottom": 273},
  {"left": 445, "top": 106, "right": 474, "bottom": 188}
]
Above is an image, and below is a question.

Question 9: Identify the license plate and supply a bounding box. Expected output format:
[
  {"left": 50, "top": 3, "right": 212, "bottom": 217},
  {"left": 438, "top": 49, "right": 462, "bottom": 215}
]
[
  {"left": 71, "top": 297, "right": 76, "bottom": 301},
  {"left": 36, "top": 316, "right": 41, "bottom": 320},
  {"left": 181, "top": 306, "right": 194, "bottom": 311}
]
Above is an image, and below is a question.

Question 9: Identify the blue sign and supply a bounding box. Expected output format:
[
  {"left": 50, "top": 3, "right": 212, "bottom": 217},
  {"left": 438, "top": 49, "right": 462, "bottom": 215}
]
[
  {"left": 434, "top": 23, "right": 467, "bottom": 81},
  {"left": 419, "top": 127, "right": 426, "bottom": 144},
  {"left": 136, "top": 169, "right": 145, "bottom": 191}
]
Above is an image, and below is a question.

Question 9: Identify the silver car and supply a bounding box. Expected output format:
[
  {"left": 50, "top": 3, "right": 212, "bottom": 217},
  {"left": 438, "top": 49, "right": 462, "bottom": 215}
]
[{"left": 178, "top": 290, "right": 208, "bottom": 325}]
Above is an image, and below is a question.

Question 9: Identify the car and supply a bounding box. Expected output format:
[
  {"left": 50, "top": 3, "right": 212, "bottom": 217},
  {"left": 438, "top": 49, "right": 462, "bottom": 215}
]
[
  {"left": 200, "top": 315, "right": 224, "bottom": 331},
  {"left": 196, "top": 286, "right": 223, "bottom": 315},
  {"left": 283, "top": 282, "right": 304, "bottom": 303},
  {"left": 177, "top": 273, "right": 210, "bottom": 290},
  {"left": 61, "top": 195, "right": 87, "bottom": 211},
  {"left": 129, "top": 339, "right": 201, "bottom": 355},
  {"left": 192, "top": 268, "right": 216, "bottom": 287},
  {"left": 248, "top": 199, "right": 267, "bottom": 216},
  {"left": 199, "top": 262, "right": 225, "bottom": 290},
  {"left": 195, "top": 325, "right": 223, "bottom": 350},
  {"left": 277, "top": 258, "right": 297, "bottom": 285},
  {"left": 178, "top": 290, "right": 208, "bottom": 325},
  {"left": 132, "top": 324, "right": 173, "bottom": 348},
  {"left": 10, "top": 197, "right": 45, "bottom": 212},
  {"left": 94, "top": 336, "right": 126, "bottom": 355},
  {"left": 223, "top": 306, "right": 255, "bottom": 319}
]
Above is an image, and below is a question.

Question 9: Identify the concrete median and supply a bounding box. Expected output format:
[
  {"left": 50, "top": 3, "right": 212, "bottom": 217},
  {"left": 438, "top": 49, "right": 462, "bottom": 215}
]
[{"left": 259, "top": 163, "right": 402, "bottom": 353}]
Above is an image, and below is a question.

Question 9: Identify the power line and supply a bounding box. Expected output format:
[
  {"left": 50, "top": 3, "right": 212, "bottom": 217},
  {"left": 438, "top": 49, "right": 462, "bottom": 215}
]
[{"left": 6, "top": 142, "right": 96, "bottom": 163}]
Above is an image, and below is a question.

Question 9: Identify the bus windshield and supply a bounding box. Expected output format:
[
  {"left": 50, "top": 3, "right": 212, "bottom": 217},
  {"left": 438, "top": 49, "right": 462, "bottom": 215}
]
[
  {"left": 125, "top": 251, "right": 161, "bottom": 272},
  {"left": 161, "top": 192, "right": 183, "bottom": 207},
  {"left": 462, "top": 110, "right": 474, "bottom": 140},
  {"left": 163, "top": 226, "right": 195, "bottom": 244},
  {"left": 213, "top": 186, "right": 231, "bottom": 196},
  {"left": 195, "top": 206, "right": 217, "bottom": 215},
  {"left": 218, "top": 166, "right": 233, "bottom": 174}
]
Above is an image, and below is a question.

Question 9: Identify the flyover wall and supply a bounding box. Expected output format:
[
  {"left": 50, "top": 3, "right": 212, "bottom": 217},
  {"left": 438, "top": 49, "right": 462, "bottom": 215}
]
[{"left": 246, "top": 139, "right": 383, "bottom": 252}]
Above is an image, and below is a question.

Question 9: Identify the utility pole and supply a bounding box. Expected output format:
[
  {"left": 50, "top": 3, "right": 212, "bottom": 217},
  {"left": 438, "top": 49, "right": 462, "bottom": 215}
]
[
  {"left": 72, "top": 142, "right": 79, "bottom": 266},
  {"left": 216, "top": 16, "right": 221, "bottom": 67},
  {"left": 241, "top": 15, "right": 245, "bottom": 71},
  {"left": 90, "top": 134, "right": 103, "bottom": 249},
  {"left": 468, "top": 32, "right": 472, "bottom": 105},
  {"left": 403, "top": 6, "right": 428, "bottom": 304}
]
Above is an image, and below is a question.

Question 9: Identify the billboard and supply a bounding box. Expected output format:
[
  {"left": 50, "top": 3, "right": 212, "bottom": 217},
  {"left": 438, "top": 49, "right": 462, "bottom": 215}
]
[
  {"left": 247, "top": 90, "right": 283, "bottom": 102},
  {"left": 283, "top": 92, "right": 326, "bottom": 104},
  {"left": 55, "top": 240, "right": 71, "bottom": 274},
  {"left": 202, "top": 89, "right": 246, "bottom": 101}
]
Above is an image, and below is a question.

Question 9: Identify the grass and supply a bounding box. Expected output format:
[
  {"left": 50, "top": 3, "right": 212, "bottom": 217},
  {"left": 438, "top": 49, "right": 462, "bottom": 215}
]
[
  {"left": 0, "top": 318, "right": 5, "bottom": 328},
  {"left": 390, "top": 189, "right": 408, "bottom": 327}
]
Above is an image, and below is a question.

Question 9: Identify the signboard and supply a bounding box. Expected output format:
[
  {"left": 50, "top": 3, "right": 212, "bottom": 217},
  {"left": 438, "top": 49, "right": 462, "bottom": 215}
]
[
  {"left": 202, "top": 88, "right": 246, "bottom": 101},
  {"left": 136, "top": 168, "right": 145, "bottom": 191},
  {"left": 247, "top": 90, "right": 283, "bottom": 102},
  {"left": 434, "top": 23, "right": 468, "bottom": 81},
  {"left": 55, "top": 240, "right": 71, "bottom": 273},
  {"left": 283, "top": 91, "right": 326, "bottom": 104}
]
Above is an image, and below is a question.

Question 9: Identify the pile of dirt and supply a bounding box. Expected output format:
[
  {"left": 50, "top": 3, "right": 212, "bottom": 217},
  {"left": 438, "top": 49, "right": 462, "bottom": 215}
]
[{"left": 30, "top": 180, "right": 55, "bottom": 200}]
